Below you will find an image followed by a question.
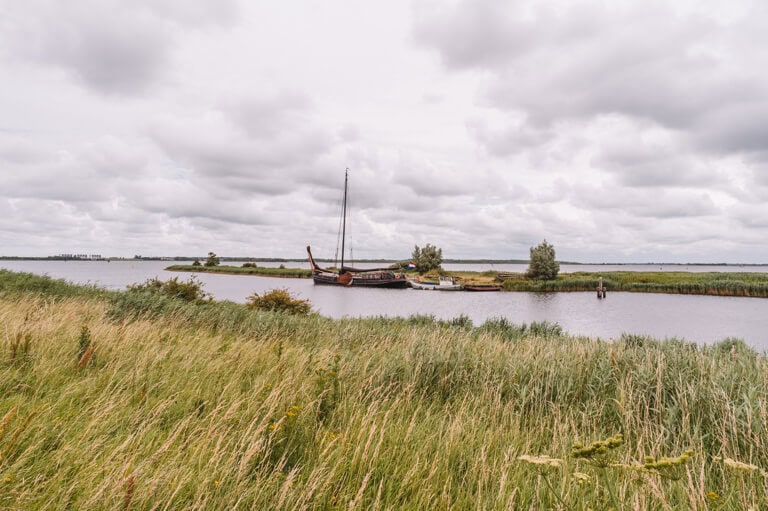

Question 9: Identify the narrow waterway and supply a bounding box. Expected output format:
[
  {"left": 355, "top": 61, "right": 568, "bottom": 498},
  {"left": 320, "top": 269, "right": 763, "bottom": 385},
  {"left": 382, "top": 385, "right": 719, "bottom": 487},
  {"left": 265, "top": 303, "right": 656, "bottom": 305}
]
[{"left": 2, "top": 260, "right": 767, "bottom": 350}]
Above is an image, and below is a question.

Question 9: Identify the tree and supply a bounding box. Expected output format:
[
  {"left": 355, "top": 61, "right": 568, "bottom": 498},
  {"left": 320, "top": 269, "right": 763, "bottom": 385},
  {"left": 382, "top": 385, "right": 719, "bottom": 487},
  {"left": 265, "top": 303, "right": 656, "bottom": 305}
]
[
  {"left": 205, "top": 252, "right": 220, "bottom": 267},
  {"left": 411, "top": 243, "right": 443, "bottom": 274},
  {"left": 526, "top": 240, "right": 560, "bottom": 280}
]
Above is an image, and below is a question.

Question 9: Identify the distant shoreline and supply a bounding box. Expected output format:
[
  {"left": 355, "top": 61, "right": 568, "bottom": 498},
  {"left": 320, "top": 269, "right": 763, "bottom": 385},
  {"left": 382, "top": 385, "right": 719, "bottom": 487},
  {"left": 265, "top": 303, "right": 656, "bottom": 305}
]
[{"left": 2, "top": 256, "right": 767, "bottom": 266}]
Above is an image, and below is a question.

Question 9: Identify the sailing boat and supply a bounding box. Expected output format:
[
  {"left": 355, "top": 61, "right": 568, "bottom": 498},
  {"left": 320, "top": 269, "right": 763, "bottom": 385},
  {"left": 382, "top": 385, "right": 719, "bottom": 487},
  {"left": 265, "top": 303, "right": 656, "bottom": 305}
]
[{"left": 306, "top": 169, "right": 409, "bottom": 288}]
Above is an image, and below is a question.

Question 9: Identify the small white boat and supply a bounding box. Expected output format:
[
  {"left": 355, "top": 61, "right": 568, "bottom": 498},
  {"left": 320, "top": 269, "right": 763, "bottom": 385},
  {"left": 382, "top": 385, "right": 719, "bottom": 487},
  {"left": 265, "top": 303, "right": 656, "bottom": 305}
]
[
  {"left": 435, "top": 276, "right": 463, "bottom": 291},
  {"left": 409, "top": 276, "right": 463, "bottom": 291},
  {"left": 408, "top": 280, "right": 437, "bottom": 290}
]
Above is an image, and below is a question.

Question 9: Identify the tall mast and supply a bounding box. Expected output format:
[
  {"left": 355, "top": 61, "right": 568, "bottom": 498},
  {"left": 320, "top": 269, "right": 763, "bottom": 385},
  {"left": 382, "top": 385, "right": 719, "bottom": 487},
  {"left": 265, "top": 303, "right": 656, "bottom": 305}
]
[{"left": 340, "top": 168, "right": 349, "bottom": 271}]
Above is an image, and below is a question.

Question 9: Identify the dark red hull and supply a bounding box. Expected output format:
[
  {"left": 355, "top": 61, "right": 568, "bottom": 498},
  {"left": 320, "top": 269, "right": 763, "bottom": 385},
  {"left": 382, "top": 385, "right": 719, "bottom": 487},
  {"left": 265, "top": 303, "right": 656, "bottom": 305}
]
[{"left": 464, "top": 285, "right": 502, "bottom": 292}]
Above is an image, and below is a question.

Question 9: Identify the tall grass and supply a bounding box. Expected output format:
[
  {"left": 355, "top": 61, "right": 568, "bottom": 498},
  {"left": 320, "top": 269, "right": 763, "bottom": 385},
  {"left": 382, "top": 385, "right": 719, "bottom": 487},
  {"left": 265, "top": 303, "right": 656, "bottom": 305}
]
[
  {"left": 2, "top": 271, "right": 767, "bottom": 509},
  {"left": 0, "top": 269, "right": 108, "bottom": 299}
]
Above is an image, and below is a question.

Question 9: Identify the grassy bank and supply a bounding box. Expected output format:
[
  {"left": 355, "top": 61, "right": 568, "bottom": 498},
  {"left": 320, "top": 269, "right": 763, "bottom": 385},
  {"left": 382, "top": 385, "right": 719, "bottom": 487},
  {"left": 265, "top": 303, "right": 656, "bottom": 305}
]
[
  {"left": 452, "top": 270, "right": 768, "bottom": 297},
  {"left": 502, "top": 271, "right": 768, "bottom": 297},
  {"left": 168, "top": 264, "right": 768, "bottom": 298},
  {"left": 2, "top": 270, "right": 767, "bottom": 509},
  {"left": 167, "top": 264, "right": 312, "bottom": 279}
]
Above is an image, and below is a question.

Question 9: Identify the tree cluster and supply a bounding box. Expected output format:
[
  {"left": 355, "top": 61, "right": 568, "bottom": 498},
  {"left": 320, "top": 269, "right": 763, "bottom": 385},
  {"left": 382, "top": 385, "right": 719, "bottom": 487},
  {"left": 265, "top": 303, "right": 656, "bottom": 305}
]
[{"left": 411, "top": 243, "right": 443, "bottom": 274}]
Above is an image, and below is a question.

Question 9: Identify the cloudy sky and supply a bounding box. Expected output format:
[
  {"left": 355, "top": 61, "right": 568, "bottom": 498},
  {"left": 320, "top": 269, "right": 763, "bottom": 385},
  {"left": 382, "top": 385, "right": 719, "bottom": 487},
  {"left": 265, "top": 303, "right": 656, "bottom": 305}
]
[{"left": 1, "top": 0, "right": 767, "bottom": 263}]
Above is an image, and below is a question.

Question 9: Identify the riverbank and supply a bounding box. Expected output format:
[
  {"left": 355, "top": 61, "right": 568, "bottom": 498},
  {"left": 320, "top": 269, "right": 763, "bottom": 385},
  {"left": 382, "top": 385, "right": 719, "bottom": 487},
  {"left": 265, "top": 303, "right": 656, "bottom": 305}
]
[
  {"left": 168, "top": 264, "right": 768, "bottom": 298},
  {"left": 1, "top": 269, "right": 766, "bottom": 508},
  {"left": 496, "top": 270, "right": 768, "bottom": 297}
]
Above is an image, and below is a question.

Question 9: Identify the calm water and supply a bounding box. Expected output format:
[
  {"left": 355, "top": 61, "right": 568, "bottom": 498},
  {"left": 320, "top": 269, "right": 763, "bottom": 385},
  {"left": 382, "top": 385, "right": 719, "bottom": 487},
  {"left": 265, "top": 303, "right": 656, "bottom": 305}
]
[{"left": 2, "top": 260, "right": 767, "bottom": 350}]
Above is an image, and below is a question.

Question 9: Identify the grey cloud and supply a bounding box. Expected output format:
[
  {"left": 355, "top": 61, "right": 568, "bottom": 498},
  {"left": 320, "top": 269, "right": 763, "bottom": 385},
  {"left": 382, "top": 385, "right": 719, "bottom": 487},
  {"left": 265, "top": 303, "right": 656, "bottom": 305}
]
[
  {"left": 0, "top": 135, "right": 49, "bottom": 165},
  {"left": 0, "top": 0, "right": 239, "bottom": 95},
  {"left": 222, "top": 93, "right": 314, "bottom": 140},
  {"left": 466, "top": 117, "right": 550, "bottom": 157},
  {"left": 4, "top": 1, "right": 170, "bottom": 95},
  {"left": 415, "top": 1, "right": 768, "bottom": 157},
  {"left": 151, "top": 98, "right": 333, "bottom": 195},
  {"left": 0, "top": 134, "right": 153, "bottom": 203},
  {"left": 594, "top": 140, "right": 723, "bottom": 188},
  {"left": 696, "top": 102, "right": 768, "bottom": 155},
  {"left": 571, "top": 185, "right": 719, "bottom": 219},
  {"left": 392, "top": 165, "right": 471, "bottom": 198},
  {"left": 136, "top": 0, "right": 239, "bottom": 28}
]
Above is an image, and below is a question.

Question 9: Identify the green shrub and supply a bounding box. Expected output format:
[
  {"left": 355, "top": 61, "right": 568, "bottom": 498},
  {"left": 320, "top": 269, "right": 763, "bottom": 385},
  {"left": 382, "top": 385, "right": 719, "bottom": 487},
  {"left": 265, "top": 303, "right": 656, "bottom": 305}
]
[
  {"left": 246, "top": 289, "right": 312, "bottom": 315},
  {"left": 127, "top": 276, "right": 210, "bottom": 303},
  {"left": 205, "top": 252, "right": 220, "bottom": 267}
]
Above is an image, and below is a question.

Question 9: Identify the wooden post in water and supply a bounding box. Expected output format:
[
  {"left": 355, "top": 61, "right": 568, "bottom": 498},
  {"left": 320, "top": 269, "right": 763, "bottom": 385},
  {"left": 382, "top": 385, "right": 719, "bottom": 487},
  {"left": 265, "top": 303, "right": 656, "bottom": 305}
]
[{"left": 597, "top": 277, "right": 607, "bottom": 299}]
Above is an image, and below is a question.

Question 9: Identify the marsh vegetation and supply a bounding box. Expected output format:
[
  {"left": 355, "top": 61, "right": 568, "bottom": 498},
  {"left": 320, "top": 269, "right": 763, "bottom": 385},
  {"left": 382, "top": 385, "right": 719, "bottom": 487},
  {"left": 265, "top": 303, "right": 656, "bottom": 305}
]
[{"left": 2, "top": 270, "right": 767, "bottom": 509}]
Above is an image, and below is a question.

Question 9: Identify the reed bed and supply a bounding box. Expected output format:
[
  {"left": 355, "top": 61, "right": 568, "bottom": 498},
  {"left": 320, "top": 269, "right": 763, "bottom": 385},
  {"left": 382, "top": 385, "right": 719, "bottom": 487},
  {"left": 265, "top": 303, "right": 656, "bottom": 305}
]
[
  {"left": 500, "top": 271, "right": 768, "bottom": 297},
  {"left": 1, "top": 271, "right": 767, "bottom": 509}
]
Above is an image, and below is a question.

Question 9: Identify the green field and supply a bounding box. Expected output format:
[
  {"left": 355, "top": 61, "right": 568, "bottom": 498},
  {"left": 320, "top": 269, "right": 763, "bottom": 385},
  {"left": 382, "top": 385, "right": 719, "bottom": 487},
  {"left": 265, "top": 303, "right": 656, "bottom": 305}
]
[{"left": 1, "top": 269, "right": 767, "bottom": 509}]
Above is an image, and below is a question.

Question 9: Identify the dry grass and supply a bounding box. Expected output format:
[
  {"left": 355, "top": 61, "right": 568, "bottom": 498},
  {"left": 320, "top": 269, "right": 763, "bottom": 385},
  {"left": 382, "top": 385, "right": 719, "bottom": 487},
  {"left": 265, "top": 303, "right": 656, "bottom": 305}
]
[{"left": 1, "top": 273, "right": 767, "bottom": 509}]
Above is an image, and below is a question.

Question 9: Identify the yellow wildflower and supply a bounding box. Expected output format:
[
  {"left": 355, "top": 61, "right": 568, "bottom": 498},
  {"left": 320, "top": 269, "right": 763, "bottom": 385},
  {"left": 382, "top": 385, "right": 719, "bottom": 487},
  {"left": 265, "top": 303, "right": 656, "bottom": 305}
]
[
  {"left": 572, "top": 434, "right": 624, "bottom": 468},
  {"left": 518, "top": 454, "right": 564, "bottom": 469},
  {"left": 214, "top": 480, "right": 220, "bottom": 488},
  {"left": 706, "top": 491, "right": 721, "bottom": 502},
  {"left": 572, "top": 472, "right": 591, "bottom": 484},
  {"left": 722, "top": 458, "right": 759, "bottom": 473}
]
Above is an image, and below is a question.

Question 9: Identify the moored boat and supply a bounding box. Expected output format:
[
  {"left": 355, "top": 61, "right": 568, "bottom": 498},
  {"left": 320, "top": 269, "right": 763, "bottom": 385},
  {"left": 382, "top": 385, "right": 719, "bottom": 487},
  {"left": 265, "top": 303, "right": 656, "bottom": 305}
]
[
  {"left": 408, "top": 280, "right": 437, "bottom": 290},
  {"left": 408, "top": 276, "right": 463, "bottom": 291},
  {"left": 306, "top": 169, "right": 408, "bottom": 289},
  {"left": 463, "top": 284, "right": 502, "bottom": 292},
  {"left": 435, "top": 276, "right": 463, "bottom": 291},
  {"left": 306, "top": 246, "right": 408, "bottom": 288}
]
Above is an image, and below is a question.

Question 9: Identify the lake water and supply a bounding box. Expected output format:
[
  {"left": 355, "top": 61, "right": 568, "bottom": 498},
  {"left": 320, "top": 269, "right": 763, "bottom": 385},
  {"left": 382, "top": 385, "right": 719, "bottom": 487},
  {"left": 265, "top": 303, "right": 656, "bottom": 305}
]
[{"left": 2, "top": 260, "right": 767, "bottom": 351}]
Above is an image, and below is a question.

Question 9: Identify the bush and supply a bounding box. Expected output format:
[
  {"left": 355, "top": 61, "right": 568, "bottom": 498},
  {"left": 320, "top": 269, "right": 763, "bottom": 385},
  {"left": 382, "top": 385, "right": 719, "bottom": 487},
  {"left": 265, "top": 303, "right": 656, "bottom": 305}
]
[
  {"left": 246, "top": 289, "right": 312, "bottom": 315},
  {"left": 127, "top": 276, "right": 210, "bottom": 303},
  {"left": 205, "top": 252, "right": 220, "bottom": 267}
]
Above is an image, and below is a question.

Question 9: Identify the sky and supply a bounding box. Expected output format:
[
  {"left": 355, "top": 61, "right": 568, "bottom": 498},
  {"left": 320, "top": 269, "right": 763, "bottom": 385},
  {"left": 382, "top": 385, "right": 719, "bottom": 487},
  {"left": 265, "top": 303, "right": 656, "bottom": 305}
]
[{"left": 1, "top": 0, "right": 767, "bottom": 263}]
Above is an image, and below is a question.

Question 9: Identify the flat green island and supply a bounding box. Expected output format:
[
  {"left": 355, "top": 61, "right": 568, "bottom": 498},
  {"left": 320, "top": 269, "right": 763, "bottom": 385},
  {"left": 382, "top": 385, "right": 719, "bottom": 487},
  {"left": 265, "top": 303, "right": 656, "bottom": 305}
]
[
  {"left": 166, "top": 264, "right": 312, "bottom": 278},
  {"left": 1, "top": 268, "right": 766, "bottom": 509}
]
